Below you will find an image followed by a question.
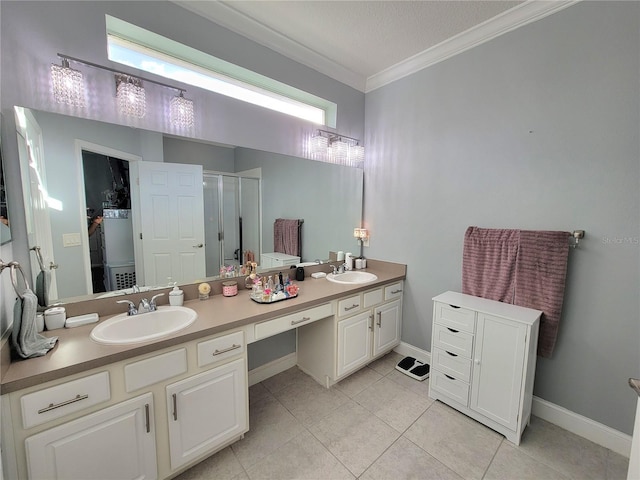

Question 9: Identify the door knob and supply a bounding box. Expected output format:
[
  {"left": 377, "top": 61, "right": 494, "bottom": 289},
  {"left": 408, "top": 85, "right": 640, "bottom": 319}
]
[
  {"left": 49, "top": 262, "right": 59, "bottom": 270},
  {"left": 192, "top": 243, "right": 203, "bottom": 248}
]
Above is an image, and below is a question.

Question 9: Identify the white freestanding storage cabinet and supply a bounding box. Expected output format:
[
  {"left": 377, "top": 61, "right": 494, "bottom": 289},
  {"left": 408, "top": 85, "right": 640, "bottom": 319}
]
[{"left": 429, "top": 291, "right": 541, "bottom": 445}]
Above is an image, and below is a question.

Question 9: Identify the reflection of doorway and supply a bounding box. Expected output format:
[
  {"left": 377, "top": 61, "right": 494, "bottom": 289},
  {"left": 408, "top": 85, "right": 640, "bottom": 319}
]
[{"left": 82, "top": 151, "right": 134, "bottom": 293}]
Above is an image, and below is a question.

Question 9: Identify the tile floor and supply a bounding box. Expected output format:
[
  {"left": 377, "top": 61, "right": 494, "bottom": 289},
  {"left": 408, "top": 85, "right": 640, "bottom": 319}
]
[{"left": 175, "top": 352, "right": 629, "bottom": 480}]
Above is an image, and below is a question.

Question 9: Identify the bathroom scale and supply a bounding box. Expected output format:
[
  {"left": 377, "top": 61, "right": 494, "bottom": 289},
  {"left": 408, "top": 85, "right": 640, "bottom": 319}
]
[{"left": 395, "top": 356, "right": 430, "bottom": 381}]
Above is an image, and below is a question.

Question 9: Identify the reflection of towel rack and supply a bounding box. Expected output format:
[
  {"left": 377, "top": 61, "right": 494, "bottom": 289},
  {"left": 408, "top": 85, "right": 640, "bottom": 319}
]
[
  {"left": 0, "top": 258, "right": 30, "bottom": 299},
  {"left": 30, "top": 246, "right": 46, "bottom": 272}
]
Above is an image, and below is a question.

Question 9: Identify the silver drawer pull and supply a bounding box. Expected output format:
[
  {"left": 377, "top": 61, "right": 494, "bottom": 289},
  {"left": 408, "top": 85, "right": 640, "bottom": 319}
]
[
  {"left": 444, "top": 374, "right": 456, "bottom": 380},
  {"left": 446, "top": 351, "right": 458, "bottom": 357},
  {"left": 344, "top": 304, "right": 359, "bottom": 311},
  {"left": 172, "top": 393, "right": 178, "bottom": 421},
  {"left": 38, "top": 394, "right": 89, "bottom": 414},
  {"left": 390, "top": 289, "right": 402, "bottom": 294},
  {"left": 447, "top": 327, "right": 459, "bottom": 333},
  {"left": 449, "top": 304, "right": 461, "bottom": 309},
  {"left": 213, "top": 344, "right": 241, "bottom": 356},
  {"left": 291, "top": 316, "right": 311, "bottom": 325}
]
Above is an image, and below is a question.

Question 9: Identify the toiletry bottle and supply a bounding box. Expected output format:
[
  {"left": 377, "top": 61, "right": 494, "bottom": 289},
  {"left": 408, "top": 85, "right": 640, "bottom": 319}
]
[
  {"left": 169, "top": 285, "right": 184, "bottom": 306},
  {"left": 345, "top": 252, "right": 353, "bottom": 270}
]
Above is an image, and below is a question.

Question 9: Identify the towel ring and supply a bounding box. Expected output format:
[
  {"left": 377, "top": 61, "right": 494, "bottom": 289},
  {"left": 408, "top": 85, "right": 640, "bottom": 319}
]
[{"left": 8, "top": 261, "right": 30, "bottom": 299}]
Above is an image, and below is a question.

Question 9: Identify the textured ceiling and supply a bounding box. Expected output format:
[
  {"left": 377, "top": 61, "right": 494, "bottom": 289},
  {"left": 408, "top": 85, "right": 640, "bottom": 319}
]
[
  {"left": 176, "top": 1, "right": 573, "bottom": 91},
  {"left": 216, "top": 1, "right": 522, "bottom": 78}
]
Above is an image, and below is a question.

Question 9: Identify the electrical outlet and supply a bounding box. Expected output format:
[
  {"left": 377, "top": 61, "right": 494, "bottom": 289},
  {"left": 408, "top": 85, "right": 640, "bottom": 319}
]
[{"left": 362, "top": 237, "right": 369, "bottom": 247}]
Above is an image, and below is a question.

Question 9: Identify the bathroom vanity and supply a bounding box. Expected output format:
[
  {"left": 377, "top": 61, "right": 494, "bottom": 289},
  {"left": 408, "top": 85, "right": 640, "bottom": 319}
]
[{"left": 0, "top": 260, "right": 405, "bottom": 480}]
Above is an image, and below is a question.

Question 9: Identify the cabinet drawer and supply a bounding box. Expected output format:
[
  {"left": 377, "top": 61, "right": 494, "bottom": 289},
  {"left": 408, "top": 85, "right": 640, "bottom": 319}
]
[
  {"left": 337, "top": 295, "right": 362, "bottom": 317},
  {"left": 435, "top": 302, "right": 476, "bottom": 333},
  {"left": 198, "top": 331, "right": 245, "bottom": 367},
  {"left": 430, "top": 370, "right": 470, "bottom": 406},
  {"left": 363, "top": 288, "right": 383, "bottom": 308},
  {"left": 21, "top": 372, "right": 111, "bottom": 429},
  {"left": 432, "top": 347, "right": 472, "bottom": 383},
  {"left": 255, "top": 303, "right": 333, "bottom": 340},
  {"left": 432, "top": 323, "right": 474, "bottom": 358},
  {"left": 384, "top": 282, "right": 404, "bottom": 301},
  {"left": 125, "top": 349, "right": 187, "bottom": 392}
]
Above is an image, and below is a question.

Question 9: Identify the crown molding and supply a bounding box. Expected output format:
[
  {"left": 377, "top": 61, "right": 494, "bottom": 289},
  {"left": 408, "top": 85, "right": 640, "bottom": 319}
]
[
  {"left": 174, "top": 1, "right": 579, "bottom": 94},
  {"left": 174, "top": 0, "right": 367, "bottom": 92},
  {"left": 365, "top": 0, "right": 580, "bottom": 93}
]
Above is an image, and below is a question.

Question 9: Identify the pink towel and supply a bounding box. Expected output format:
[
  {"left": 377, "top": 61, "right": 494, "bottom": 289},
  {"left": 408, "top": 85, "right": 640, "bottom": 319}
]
[
  {"left": 274, "top": 219, "right": 301, "bottom": 256},
  {"left": 462, "top": 227, "right": 519, "bottom": 303},
  {"left": 514, "top": 230, "right": 569, "bottom": 358},
  {"left": 462, "top": 226, "right": 570, "bottom": 358}
]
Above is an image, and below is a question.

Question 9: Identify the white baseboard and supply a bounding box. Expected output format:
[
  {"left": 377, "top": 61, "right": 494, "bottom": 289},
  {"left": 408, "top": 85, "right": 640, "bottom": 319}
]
[
  {"left": 248, "top": 352, "right": 297, "bottom": 387},
  {"left": 532, "top": 396, "right": 632, "bottom": 458},
  {"left": 395, "top": 342, "right": 632, "bottom": 457},
  {"left": 394, "top": 342, "right": 431, "bottom": 364}
]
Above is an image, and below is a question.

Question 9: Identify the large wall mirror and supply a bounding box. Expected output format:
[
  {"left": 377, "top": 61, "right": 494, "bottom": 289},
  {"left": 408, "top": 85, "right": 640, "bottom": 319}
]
[{"left": 15, "top": 106, "right": 364, "bottom": 304}]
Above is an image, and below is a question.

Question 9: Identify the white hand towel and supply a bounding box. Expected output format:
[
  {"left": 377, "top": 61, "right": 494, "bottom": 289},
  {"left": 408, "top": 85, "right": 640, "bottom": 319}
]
[{"left": 12, "top": 289, "right": 57, "bottom": 358}]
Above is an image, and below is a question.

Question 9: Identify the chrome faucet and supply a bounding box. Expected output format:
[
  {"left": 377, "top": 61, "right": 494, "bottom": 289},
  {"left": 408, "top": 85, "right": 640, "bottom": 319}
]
[
  {"left": 138, "top": 293, "right": 165, "bottom": 313},
  {"left": 331, "top": 263, "right": 347, "bottom": 275},
  {"left": 132, "top": 284, "right": 140, "bottom": 293},
  {"left": 117, "top": 300, "right": 138, "bottom": 316}
]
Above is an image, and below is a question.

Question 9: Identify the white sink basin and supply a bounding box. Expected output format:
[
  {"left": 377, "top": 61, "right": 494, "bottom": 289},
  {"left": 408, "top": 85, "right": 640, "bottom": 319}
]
[
  {"left": 326, "top": 271, "right": 378, "bottom": 285},
  {"left": 90, "top": 306, "right": 198, "bottom": 345}
]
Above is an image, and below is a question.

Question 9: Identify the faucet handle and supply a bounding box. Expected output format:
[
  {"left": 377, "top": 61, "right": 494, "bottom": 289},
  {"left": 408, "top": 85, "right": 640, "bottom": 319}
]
[
  {"left": 117, "top": 300, "right": 138, "bottom": 316},
  {"left": 150, "top": 293, "right": 165, "bottom": 310}
]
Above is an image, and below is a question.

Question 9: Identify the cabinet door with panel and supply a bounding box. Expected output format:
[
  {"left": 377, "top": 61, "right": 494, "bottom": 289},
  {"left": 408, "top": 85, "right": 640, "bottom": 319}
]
[
  {"left": 373, "top": 299, "right": 402, "bottom": 357},
  {"left": 166, "top": 357, "right": 248, "bottom": 470},
  {"left": 25, "top": 393, "right": 156, "bottom": 480},
  {"left": 470, "top": 313, "right": 527, "bottom": 431},
  {"left": 337, "top": 311, "right": 373, "bottom": 378}
]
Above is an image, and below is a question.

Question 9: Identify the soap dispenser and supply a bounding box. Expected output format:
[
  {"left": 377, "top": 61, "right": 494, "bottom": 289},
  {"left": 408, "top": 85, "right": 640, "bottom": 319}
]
[{"left": 169, "top": 284, "right": 184, "bottom": 306}]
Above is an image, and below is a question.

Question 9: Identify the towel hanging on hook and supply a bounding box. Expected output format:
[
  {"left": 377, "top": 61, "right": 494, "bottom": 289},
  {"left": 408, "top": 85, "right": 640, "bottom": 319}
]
[{"left": 0, "top": 259, "right": 30, "bottom": 299}]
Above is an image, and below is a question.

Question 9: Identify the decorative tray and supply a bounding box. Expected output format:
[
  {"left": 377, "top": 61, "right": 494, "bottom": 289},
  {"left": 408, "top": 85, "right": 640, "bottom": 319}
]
[{"left": 250, "top": 292, "right": 298, "bottom": 304}]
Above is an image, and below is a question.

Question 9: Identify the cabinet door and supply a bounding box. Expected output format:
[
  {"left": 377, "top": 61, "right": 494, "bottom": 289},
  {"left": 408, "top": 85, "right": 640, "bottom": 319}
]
[
  {"left": 166, "top": 358, "right": 248, "bottom": 470},
  {"left": 337, "top": 311, "right": 373, "bottom": 378},
  {"left": 373, "top": 299, "right": 402, "bottom": 357},
  {"left": 25, "top": 393, "right": 156, "bottom": 480},
  {"left": 470, "top": 313, "right": 526, "bottom": 430}
]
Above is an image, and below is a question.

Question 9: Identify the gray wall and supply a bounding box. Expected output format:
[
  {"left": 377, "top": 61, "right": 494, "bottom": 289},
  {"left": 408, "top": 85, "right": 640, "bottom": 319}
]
[
  {"left": 364, "top": 1, "right": 639, "bottom": 434},
  {"left": 163, "top": 137, "right": 235, "bottom": 172}
]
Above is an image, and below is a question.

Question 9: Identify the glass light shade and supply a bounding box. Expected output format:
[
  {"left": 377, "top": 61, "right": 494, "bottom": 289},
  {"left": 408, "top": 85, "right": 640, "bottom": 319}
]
[
  {"left": 310, "top": 134, "right": 329, "bottom": 159},
  {"left": 332, "top": 140, "right": 349, "bottom": 165},
  {"left": 351, "top": 144, "right": 365, "bottom": 165},
  {"left": 51, "top": 62, "right": 85, "bottom": 107},
  {"left": 117, "top": 78, "right": 146, "bottom": 118},
  {"left": 170, "top": 93, "right": 194, "bottom": 128}
]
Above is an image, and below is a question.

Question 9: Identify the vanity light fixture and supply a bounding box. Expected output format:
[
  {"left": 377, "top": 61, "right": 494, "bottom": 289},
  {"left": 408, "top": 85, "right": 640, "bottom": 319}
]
[
  {"left": 52, "top": 54, "right": 193, "bottom": 124},
  {"left": 51, "top": 58, "right": 86, "bottom": 107},
  {"left": 309, "top": 129, "right": 365, "bottom": 167},
  {"left": 169, "top": 91, "right": 194, "bottom": 128}
]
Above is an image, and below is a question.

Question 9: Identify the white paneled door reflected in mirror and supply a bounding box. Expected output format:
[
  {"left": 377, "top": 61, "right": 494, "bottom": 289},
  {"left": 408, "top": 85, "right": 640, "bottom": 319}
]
[{"left": 13, "top": 107, "right": 364, "bottom": 305}]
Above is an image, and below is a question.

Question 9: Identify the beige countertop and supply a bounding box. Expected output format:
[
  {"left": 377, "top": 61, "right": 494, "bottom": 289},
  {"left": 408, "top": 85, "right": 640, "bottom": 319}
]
[{"left": 1, "top": 260, "right": 406, "bottom": 394}]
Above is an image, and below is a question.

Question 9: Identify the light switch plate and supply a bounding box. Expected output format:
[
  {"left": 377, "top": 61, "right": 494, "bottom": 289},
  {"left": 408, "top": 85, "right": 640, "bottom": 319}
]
[{"left": 62, "top": 232, "right": 82, "bottom": 247}]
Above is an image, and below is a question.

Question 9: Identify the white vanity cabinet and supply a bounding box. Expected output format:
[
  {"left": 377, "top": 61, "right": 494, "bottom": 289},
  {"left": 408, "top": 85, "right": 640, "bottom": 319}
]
[
  {"left": 166, "top": 357, "right": 247, "bottom": 470},
  {"left": 298, "top": 281, "right": 403, "bottom": 386},
  {"left": 25, "top": 393, "right": 157, "bottom": 480},
  {"left": 429, "top": 291, "right": 541, "bottom": 445},
  {"left": 4, "top": 330, "right": 248, "bottom": 480}
]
